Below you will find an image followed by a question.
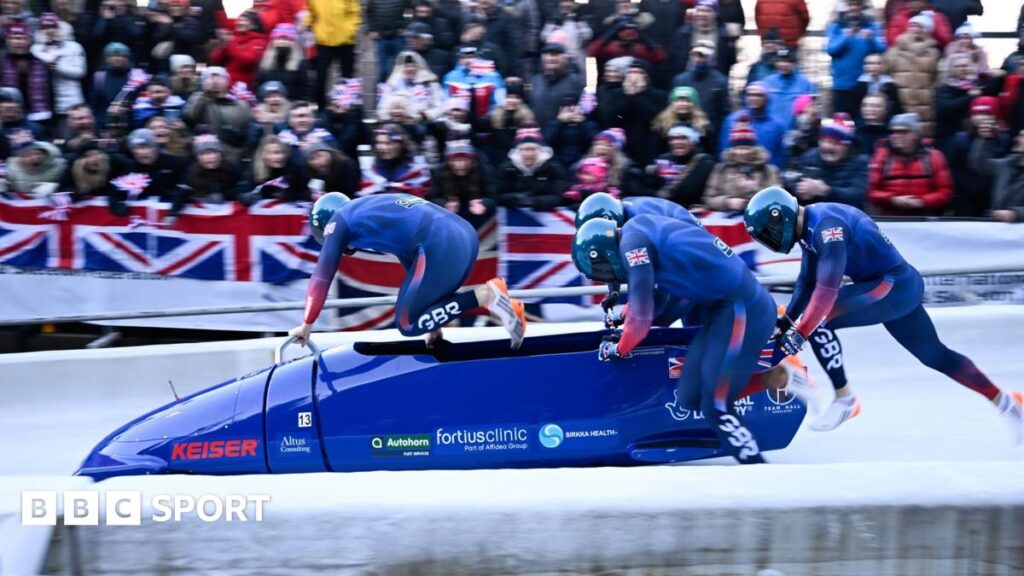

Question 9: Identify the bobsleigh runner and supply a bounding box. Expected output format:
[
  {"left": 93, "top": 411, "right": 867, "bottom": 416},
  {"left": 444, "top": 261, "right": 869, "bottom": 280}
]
[{"left": 77, "top": 329, "right": 807, "bottom": 480}]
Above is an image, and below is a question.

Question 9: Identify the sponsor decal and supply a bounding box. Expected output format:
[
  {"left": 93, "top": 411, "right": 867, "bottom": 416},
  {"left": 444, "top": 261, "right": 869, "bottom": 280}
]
[
  {"left": 666, "top": 389, "right": 704, "bottom": 421},
  {"left": 538, "top": 424, "right": 564, "bottom": 448},
  {"left": 733, "top": 397, "right": 755, "bottom": 416},
  {"left": 435, "top": 425, "right": 530, "bottom": 454},
  {"left": 170, "top": 439, "right": 258, "bottom": 461},
  {"left": 324, "top": 221, "right": 336, "bottom": 236},
  {"left": 371, "top": 434, "right": 431, "bottom": 457},
  {"left": 821, "top": 227, "right": 844, "bottom": 243},
  {"left": 297, "top": 412, "right": 312, "bottom": 428},
  {"left": 764, "top": 385, "right": 799, "bottom": 414},
  {"left": 395, "top": 196, "right": 429, "bottom": 209},
  {"left": 713, "top": 237, "right": 735, "bottom": 257},
  {"left": 668, "top": 357, "right": 685, "bottom": 379},
  {"left": 625, "top": 247, "right": 650, "bottom": 267},
  {"left": 279, "top": 435, "right": 312, "bottom": 455}
]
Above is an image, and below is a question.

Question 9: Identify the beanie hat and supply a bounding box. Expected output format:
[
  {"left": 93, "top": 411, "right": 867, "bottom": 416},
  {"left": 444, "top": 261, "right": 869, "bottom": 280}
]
[
  {"left": 595, "top": 128, "right": 625, "bottom": 150},
  {"left": 820, "top": 112, "right": 855, "bottom": 143},
  {"left": 444, "top": 138, "right": 475, "bottom": 159},
  {"left": 271, "top": 23, "right": 298, "bottom": 42},
  {"left": 970, "top": 96, "right": 999, "bottom": 117},
  {"left": 605, "top": 56, "right": 633, "bottom": 74},
  {"left": 201, "top": 66, "right": 230, "bottom": 85},
  {"left": 792, "top": 94, "right": 816, "bottom": 117},
  {"left": 728, "top": 115, "right": 757, "bottom": 147},
  {"left": 39, "top": 12, "right": 60, "bottom": 29},
  {"left": 746, "top": 81, "right": 769, "bottom": 97},
  {"left": 0, "top": 87, "right": 23, "bottom": 106},
  {"left": 695, "top": 0, "right": 717, "bottom": 12},
  {"left": 889, "top": 112, "right": 921, "bottom": 133},
  {"left": 514, "top": 125, "right": 543, "bottom": 147},
  {"left": 577, "top": 157, "right": 609, "bottom": 187},
  {"left": 955, "top": 22, "right": 979, "bottom": 39},
  {"left": 169, "top": 54, "right": 196, "bottom": 73},
  {"left": 669, "top": 86, "right": 699, "bottom": 104},
  {"left": 14, "top": 138, "right": 42, "bottom": 156},
  {"left": 909, "top": 12, "right": 935, "bottom": 34},
  {"left": 127, "top": 128, "right": 158, "bottom": 149},
  {"left": 4, "top": 19, "right": 28, "bottom": 37},
  {"left": 193, "top": 133, "right": 223, "bottom": 154},
  {"left": 405, "top": 22, "right": 432, "bottom": 38},
  {"left": 103, "top": 42, "right": 131, "bottom": 58},
  {"left": 258, "top": 80, "right": 288, "bottom": 100},
  {"left": 303, "top": 139, "right": 338, "bottom": 162},
  {"left": 667, "top": 124, "right": 701, "bottom": 144}
]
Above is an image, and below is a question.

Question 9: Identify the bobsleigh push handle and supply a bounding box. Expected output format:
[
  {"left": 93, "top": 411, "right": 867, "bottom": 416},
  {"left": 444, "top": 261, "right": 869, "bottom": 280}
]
[{"left": 276, "top": 336, "right": 323, "bottom": 364}]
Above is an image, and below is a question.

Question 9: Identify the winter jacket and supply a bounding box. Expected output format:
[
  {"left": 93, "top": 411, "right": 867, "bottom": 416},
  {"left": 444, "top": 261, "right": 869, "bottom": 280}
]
[
  {"left": 497, "top": 146, "right": 568, "bottom": 210},
  {"left": 427, "top": 154, "right": 497, "bottom": 212},
  {"left": 947, "top": 131, "right": 1011, "bottom": 217},
  {"left": 540, "top": 15, "right": 593, "bottom": 74},
  {"left": 6, "top": 142, "right": 67, "bottom": 195},
  {"left": 638, "top": 0, "right": 685, "bottom": 55},
  {"left": 703, "top": 145, "right": 780, "bottom": 211},
  {"left": 719, "top": 108, "right": 786, "bottom": 169},
  {"left": 176, "top": 160, "right": 248, "bottom": 211},
  {"left": 851, "top": 74, "right": 903, "bottom": 121},
  {"left": 854, "top": 122, "right": 889, "bottom": 157},
  {"left": 796, "top": 148, "right": 869, "bottom": 209},
  {"left": 886, "top": 8, "right": 953, "bottom": 50},
  {"left": 969, "top": 140, "right": 1024, "bottom": 221},
  {"left": 0, "top": 120, "right": 47, "bottom": 160},
  {"left": 587, "top": 23, "right": 667, "bottom": 73},
  {"left": 934, "top": 82, "right": 975, "bottom": 150},
  {"left": 182, "top": 91, "right": 253, "bottom": 161},
  {"left": 528, "top": 68, "right": 584, "bottom": 129},
  {"left": 513, "top": 0, "right": 542, "bottom": 58},
  {"left": 255, "top": 51, "right": 311, "bottom": 102},
  {"left": 255, "top": 0, "right": 297, "bottom": 33},
  {"left": 0, "top": 54, "right": 52, "bottom": 122},
  {"left": 88, "top": 14, "right": 144, "bottom": 68},
  {"left": 867, "top": 141, "right": 953, "bottom": 215},
  {"left": 109, "top": 152, "right": 187, "bottom": 205},
  {"left": 30, "top": 33, "right": 87, "bottom": 115},
  {"left": 366, "top": 0, "right": 411, "bottom": 38},
  {"left": 885, "top": 32, "right": 940, "bottom": 137},
  {"left": 671, "top": 25, "right": 737, "bottom": 78},
  {"left": 644, "top": 150, "right": 715, "bottom": 207},
  {"left": 443, "top": 64, "right": 506, "bottom": 122},
  {"left": 209, "top": 30, "right": 269, "bottom": 89},
  {"left": 762, "top": 71, "right": 817, "bottom": 131},
  {"left": 930, "top": 0, "right": 983, "bottom": 32},
  {"left": 482, "top": 6, "right": 520, "bottom": 76},
  {"left": 826, "top": 17, "right": 887, "bottom": 91},
  {"left": 90, "top": 66, "right": 130, "bottom": 129},
  {"left": 306, "top": 0, "right": 361, "bottom": 46},
  {"left": 671, "top": 68, "right": 731, "bottom": 138},
  {"left": 131, "top": 94, "right": 187, "bottom": 128},
  {"left": 754, "top": 0, "right": 809, "bottom": 48},
  {"left": 414, "top": 46, "right": 454, "bottom": 80},
  {"left": 322, "top": 106, "right": 366, "bottom": 160},
  {"left": 149, "top": 15, "right": 204, "bottom": 67},
  {"left": 746, "top": 54, "right": 777, "bottom": 87},
  {"left": 599, "top": 84, "right": 666, "bottom": 167},
  {"left": 543, "top": 116, "right": 599, "bottom": 170},
  {"left": 299, "top": 154, "right": 360, "bottom": 199}
]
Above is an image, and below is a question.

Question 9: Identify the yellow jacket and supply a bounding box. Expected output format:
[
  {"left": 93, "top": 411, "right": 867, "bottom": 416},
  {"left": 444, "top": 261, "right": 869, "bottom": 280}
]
[{"left": 306, "top": 0, "right": 361, "bottom": 46}]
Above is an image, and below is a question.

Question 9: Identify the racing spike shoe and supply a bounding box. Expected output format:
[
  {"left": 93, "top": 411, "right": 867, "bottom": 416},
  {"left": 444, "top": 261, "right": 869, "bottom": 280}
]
[
  {"left": 996, "top": 391, "right": 1024, "bottom": 445},
  {"left": 487, "top": 278, "right": 526, "bottom": 349},
  {"left": 780, "top": 361, "right": 817, "bottom": 412},
  {"left": 809, "top": 394, "right": 862, "bottom": 432}
]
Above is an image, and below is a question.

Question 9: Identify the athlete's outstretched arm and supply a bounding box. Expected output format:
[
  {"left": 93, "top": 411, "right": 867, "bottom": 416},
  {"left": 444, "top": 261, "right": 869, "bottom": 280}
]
[
  {"left": 303, "top": 213, "right": 352, "bottom": 325},
  {"left": 793, "top": 223, "right": 848, "bottom": 337},
  {"left": 785, "top": 248, "right": 814, "bottom": 322},
  {"left": 616, "top": 231, "right": 656, "bottom": 356}
]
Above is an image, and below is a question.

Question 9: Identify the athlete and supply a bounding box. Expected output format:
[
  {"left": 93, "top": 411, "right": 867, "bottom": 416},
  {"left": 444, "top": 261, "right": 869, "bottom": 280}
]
[
  {"left": 573, "top": 215, "right": 776, "bottom": 464},
  {"left": 744, "top": 187, "right": 1024, "bottom": 440},
  {"left": 289, "top": 192, "right": 527, "bottom": 349}
]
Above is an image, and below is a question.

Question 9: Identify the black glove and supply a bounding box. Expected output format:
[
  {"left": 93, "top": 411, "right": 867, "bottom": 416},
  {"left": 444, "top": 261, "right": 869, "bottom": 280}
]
[{"left": 772, "top": 314, "right": 794, "bottom": 343}]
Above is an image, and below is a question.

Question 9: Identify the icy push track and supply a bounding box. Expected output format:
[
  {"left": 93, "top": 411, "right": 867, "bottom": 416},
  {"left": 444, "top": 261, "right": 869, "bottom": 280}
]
[{"left": 2, "top": 306, "right": 1023, "bottom": 575}]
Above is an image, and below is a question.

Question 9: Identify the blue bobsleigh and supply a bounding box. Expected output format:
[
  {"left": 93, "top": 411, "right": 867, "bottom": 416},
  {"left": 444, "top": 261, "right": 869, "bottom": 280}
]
[{"left": 77, "top": 328, "right": 806, "bottom": 480}]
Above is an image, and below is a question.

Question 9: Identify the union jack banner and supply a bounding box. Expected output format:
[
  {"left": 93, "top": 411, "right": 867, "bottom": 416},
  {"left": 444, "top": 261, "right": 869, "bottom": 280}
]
[
  {"left": 499, "top": 207, "right": 597, "bottom": 305},
  {"left": 0, "top": 197, "right": 313, "bottom": 284},
  {"left": 358, "top": 161, "right": 431, "bottom": 197}
]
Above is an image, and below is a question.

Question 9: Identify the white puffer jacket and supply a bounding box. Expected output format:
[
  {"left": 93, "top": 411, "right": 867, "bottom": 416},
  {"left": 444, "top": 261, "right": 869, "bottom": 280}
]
[{"left": 30, "top": 24, "right": 86, "bottom": 114}]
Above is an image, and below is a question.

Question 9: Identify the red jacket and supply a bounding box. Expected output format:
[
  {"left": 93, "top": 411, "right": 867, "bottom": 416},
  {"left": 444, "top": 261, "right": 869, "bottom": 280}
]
[
  {"left": 209, "top": 30, "right": 269, "bottom": 90},
  {"left": 868, "top": 141, "right": 953, "bottom": 215},
  {"left": 886, "top": 8, "right": 953, "bottom": 50},
  {"left": 754, "top": 0, "right": 809, "bottom": 48}
]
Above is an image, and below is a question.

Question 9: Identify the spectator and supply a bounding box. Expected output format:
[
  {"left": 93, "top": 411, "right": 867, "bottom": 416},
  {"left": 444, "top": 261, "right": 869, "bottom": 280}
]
[
  {"left": 652, "top": 86, "right": 715, "bottom": 155},
  {"left": 90, "top": 42, "right": 132, "bottom": 129},
  {"left": 132, "top": 77, "right": 187, "bottom": 129},
  {"left": 62, "top": 103, "right": 98, "bottom": 155},
  {"left": 30, "top": 13, "right": 86, "bottom": 124},
  {"left": 457, "top": 15, "right": 509, "bottom": 77},
  {"left": 511, "top": 0, "right": 542, "bottom": 79},
  {"left": 792, "top": 113, "right": 868, "bottom": 208},
  {"left": 886, "top": 14, "right": 940, "bottom": 137},
  {"left": 145, "top": 0, "right": 203, "bottom": 70},
  {"left": 366, "top": 0, "right": 412, "bottom": 82},
  {"left": 61, "top": 143, "right": 114, "bottom": 202},
  {"left": 969, "top": 128, "right": 1024, "bottom": 222},
  {"left": 645, "top": 124, "right": 714, "bottom": 207},
  {"left": 249, "top": 0, "right": 295, "bottom": 33},
  {"left": 497, "top": 126, "right": 567, "bottom": 210},
  {"left": 247, "top": 134, "right": 299, "bottom": 201},
  {"left": 321, "top": 78, "right": 366, "bottom": 160},
  {"left": 855, "top": 93, "right": 892, "bottom": 155},
  {"left": 720, "top": 82, "right": 786, "bottom": 168},
  {"left": 89, "top": 0, "right": 143, "bottom": 71},
  {"left": 255, "top": 24, "right": 309, "bottom": 102},
  {"left": 783, "top": 94, "right": 822, "bottom": 169},
  {"left": 563, "top": 156, "right": 619, "bottom": 207},
  {"left": 586, "top": 0, "right": 665, "bottom": 79},
  {"left": 947, "top": 97, "right": 1010, "bottom": 216},
  {"left": 410, "top": 0, "right": 457, "bottom": 52},
  {"left": 671, "top": 41, "right": 731, "bottom": 143},
  {"left": 826, "top": 0, "right": 886, "bottom": 116},
  {"left": 852, "top": 53, "right": 903, "bottom": 122},
  {"left": 6, "top": 139, "right": 66, "bottom": 195},
  {"left": 583, "top": 128, "right": 641, "bottom": 196},
  {"left": 543, "top": 94, "right": 599, "bottom": 170},
  {"left": 931, "top": 0, "right": 982, "bottom": 31},
  {"left": 443, "top": 46, "right": 506, "bottom": 124},
  {"left": 183, "top": 66, "right": 252, "bottom": 163},
  {"left": 935, "top": 52, "right": 984, "bottom": 149},
  {"left": 360, "top": 123, "right": 430, "bottom": 196},
  {"left": 490, "top": 78, "right": 536, "bottom": 167},
  {"left": 763, "top": 48, "right": 817, "bottom": 132},
  {"left": 600, "top": 59, "right": 665, "bottom": 167},
  {"left": 404, "top": 21, "right": 452, "bottom": 79},
  {"left": 428, "top": 98, "right": 475, "bottom": 161},
  {"left": 378, "top": 92, "right": 428, "bottom": 147},
  {"left": 942, "top": 22, "right": 989, "bottom": 78},
  {"left": 886, "top": 0, "right": 952, "bottom": 49},
  {"left": 1003, "top": 29, "right": 1024, "bottom": 74},
  {"left": 300, "top": 140, "right": 360, "bottom": 198},
  {"left": 867, "top": 113, "right": 953, "bottom": 215},
  {"left": 746, "top": 27, "right": 783, "bottom": 86},
  {"left": 637, "top": 0, "right": 683, "bottom": 86},
  {"left": 429, "top": 137, "right": 497, "bottom": 221},
  {"left": 109, "top": 128, "right": 186, "bottom": 211},
  {"left": 670, "top": 0, "right": 737, "bottom": 81},
  {"left": 541, "top": 0, "right": 592, "bottom": 74},
  {"left": 277, "top": 101, "right": 337, "bottom": 153},
  {"left": 378, "top": 51, "right": 445, "bottom": 125},
  {"left": 597, "top": 56, "right": 629, "bottom": 104},
  {"left": 475, "top": 0, "right": 519, "bottom": 77},
  {"left": 168, "top": 54, "right": 198, "bottom": 99},
  {"left": 306, "top": 0, "right": 361, "bottom": 108},
  {"left": 717, "top": 0, "right": 746, "bottom": 39},
  {"left": 2, "top": 19, "right": 52, "bottom": 124},
  {"left": 528, "top": 42, "right": 584, "bottom": 130},
  {"left": 176, "top": 134, "right": 246, "bottom": 210},
  {"left": 248, "top": 80, "right": 290, "bottom": 145},
  {"left": 704, "top": 118, "right": 780, "bottom": 211},
  {"left": 145, "top": 115, "right": 190, "bottom": 159},
  {"left": 208, "top": 10, "right": 267, "bottom": 91},
  {"left": 755, "top": 0, "right": 809, "bottom": 49}
]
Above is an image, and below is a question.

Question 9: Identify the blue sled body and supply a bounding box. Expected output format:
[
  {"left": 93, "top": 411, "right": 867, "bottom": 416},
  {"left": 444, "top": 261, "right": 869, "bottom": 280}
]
[{"left": 77, "top": 328, "right": 806, "bottom": 480}]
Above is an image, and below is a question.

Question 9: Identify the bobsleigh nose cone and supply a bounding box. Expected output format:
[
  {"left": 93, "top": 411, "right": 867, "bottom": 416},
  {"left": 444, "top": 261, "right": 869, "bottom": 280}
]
[{"left": 76, "top": 447, "right": 170, "bottom": 481}]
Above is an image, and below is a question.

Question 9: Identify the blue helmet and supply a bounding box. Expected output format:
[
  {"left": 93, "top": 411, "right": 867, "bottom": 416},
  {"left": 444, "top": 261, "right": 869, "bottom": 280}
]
[
  {"left": 575, "top": 192, "right": 625, "bottom": 228},
  {"left": 309, "top": 192, "right": 351, "bottom": 244},
  {"left": 571, "top": 218, "right": 627, "bottom": 284},
  {"left": 743, "top": 187, "right": 799, "bottom": 253}
]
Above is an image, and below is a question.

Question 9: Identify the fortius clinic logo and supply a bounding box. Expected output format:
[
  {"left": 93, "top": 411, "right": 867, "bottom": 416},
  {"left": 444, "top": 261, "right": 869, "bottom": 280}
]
[{"left": 22, "top": 491, "right": 270, "bottom": 525}]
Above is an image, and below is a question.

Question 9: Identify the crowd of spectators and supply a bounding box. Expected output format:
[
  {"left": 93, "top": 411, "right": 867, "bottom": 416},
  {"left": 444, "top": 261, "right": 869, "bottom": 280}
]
[{"left": 0, "top": 0, "right": 1021, "bottom": 223}]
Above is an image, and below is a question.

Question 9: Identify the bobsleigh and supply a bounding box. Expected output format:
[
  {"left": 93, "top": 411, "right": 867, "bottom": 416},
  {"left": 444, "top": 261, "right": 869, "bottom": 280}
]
[{"left": 77, "top": 328, "right": 806, "bottom": 480}]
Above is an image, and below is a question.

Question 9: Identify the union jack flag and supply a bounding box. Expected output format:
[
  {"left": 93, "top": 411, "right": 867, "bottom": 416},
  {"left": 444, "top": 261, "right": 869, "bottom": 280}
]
[
  {"left": 578, "top": 89, "right": 597, "bottom": 115},
  {"left": 358, "top": 160, "right": 431, "bottom": 197},
  {"left": 499, "top": 207, "right": 597, "bottom": 305},
  {"left": 821, "top": 226, "right": 844, "bottom": 243},
  {"left": 625, "top": 247, "right": 650, "bottom": 267},
  {"left": 111, "top": 173, "right": 153, "bottom": 202},
  {"left": 333, "top": 78, "right": 363, "bottom": 109}
]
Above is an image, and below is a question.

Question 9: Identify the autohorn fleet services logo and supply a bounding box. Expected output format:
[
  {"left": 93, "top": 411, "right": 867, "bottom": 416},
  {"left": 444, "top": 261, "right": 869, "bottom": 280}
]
[
  {"left": 370, "top": 434, "right": 431, "bottom": 457},
  {"left": 538, "top": 424, "right": 564, "bottom": 448}
]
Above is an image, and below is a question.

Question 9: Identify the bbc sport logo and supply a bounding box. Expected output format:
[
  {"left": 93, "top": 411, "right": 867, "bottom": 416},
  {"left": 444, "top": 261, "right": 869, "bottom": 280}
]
[{"left": 22, "top": 490, "right": 270, "bottom": 526}]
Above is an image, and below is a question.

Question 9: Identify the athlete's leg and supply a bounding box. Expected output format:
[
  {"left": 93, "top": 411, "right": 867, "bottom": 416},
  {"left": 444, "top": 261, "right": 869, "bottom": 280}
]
[{"left": 395, "top": 234, "right": 479, "bottom": 338}]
